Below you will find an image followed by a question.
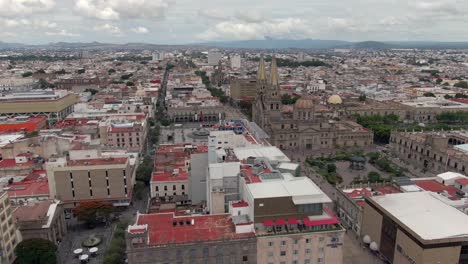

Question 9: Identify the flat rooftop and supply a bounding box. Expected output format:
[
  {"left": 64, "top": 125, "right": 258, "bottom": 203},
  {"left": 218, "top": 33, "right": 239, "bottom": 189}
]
[
  {"left": 233, "top": 146, "right": 290, "bottom": 163},
  {"left": 66, "top": 157, "right": 128, "bottom": 167},
  {"left": 369, "top": 192, "right": 468, "bottom": 241},
  {"left": 246, "top": 176, "right": 332, "bottom": 204},
  {"left": 132, "top": 213, "right": 254, "bottom": 245}
]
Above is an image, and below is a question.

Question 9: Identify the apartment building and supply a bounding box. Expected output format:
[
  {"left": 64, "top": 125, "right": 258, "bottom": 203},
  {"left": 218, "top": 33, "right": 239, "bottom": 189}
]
[
  {"left": 0, "top": 192, "right": 20, "bottom": 264},
  {"left": 99, "top": 117, "right": 147, "bottom": 152},
  {"left": 46, "top": 156, "right": 133, "bottom": 208}
]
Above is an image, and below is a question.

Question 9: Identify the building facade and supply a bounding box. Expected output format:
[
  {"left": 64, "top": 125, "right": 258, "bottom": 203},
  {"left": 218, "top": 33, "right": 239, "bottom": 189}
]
[
  {"left": 252, "top": 56, "right": 373, "bottom": 151},
  {"left": 46, "top": 157, "right": 133, "bottom": 208},
  {"left": 230, "top": 79, "right": 257, "bottom": 102},
  {"left": 0, "top": 192, "right": 21, "bottom": 264}
]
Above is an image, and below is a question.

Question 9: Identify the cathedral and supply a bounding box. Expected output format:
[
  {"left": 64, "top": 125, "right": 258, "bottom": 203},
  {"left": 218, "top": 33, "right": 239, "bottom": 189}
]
[{"left": 252, "top": 56, "right": 373, "bottom": 151}]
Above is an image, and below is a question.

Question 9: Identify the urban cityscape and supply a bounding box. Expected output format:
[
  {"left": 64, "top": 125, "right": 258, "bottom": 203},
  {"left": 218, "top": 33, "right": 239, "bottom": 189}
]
[{"left": 2, "top": 1, "right": 468, "bottom": 264}]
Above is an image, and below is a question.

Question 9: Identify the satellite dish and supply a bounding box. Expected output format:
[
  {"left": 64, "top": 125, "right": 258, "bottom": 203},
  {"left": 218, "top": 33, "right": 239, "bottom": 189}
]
[
  {"left": 370, "top": 241, "right": 379, "bottom": 251},
  {"left": 362, "top": 235, "right": 371, "bottom": 244}
]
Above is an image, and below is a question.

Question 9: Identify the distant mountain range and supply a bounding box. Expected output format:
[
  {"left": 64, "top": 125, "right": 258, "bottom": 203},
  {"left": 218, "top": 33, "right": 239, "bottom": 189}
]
[{"left": 2, "top": 39, "right": 468, "bottom": 50}]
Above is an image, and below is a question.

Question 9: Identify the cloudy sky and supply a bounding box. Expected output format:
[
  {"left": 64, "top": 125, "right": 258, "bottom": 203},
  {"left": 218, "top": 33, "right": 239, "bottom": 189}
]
[{"left": 0, "top": 0, "right": 467, "bottom": 44}]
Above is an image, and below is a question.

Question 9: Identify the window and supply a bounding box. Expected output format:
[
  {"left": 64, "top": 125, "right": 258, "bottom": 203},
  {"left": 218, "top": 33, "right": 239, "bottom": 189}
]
[
  {"left": 317, "top": 258, "right": 323, "bottom": 263},
  {"left": 267, "top": 252, "right": 274, "bottom": 257},
  {"left": 293, "top": 250, "right": 298, "bottom": 255},
  {"left": 280, "top": 251, "right": 286, "bottom": 256},
  {"left": 182, "top": 185, "right": 185, "bottom": 190},
  {"left": 173, "top": 185, "right": 176, "bottom": 190},
  {"left": 268, "top": 241, "right": 274, "bottom": 247},
  {"left": 281, "top": 240, "right": 286, "bottom": 246},
  {"left": 319, "top": 237, "right": 324, "bottom": 242},
  {"left": 293, "top": 261, "right": 298, "bottom": 264},
  {"left": 294, "top": 239, "right": 299, "bottom": 245},
  {"left": 164, "top": 186, "right": 168, "bottom": 191},
  {"left": 305, "top": 249, "right": 311, "bottom": 254},
  {"left": 319, "top": 248, "right": 324, "bottom": 253},
  {"left": 156, "top": 186, "right": 159, "bottom": 191},
  {"left": 305, "top": 238, "right": 311, "bottom": 244},
  {"left": 304, "top": 260, "right": 311, "bottom": 264},
  {"left": 242, "top": 256, "right": 248, "bottom": 262}
]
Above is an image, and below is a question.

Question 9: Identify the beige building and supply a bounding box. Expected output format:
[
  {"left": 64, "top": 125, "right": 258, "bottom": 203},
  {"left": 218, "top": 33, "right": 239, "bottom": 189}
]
[
  {"left": 252, "top": 56, "right": 373, "bottom": 151},
  {"left": 0, "top": 192, "right": 21, "bottom": 264},
  {"left": 390, "top": 130, "right": 468, "bottom": 175},
  {"left": 230, "top": 78, "right": 257, "bottom": 102},
  {"left": 46, "top": 156, "right": 133, "bottom": 208},
  {"left": 99, "top": 118, "right": 147, "bottom": 152},
  {"left": 13, "top": 200, "right": 66, "bottom": 245},
  {"left": 0, "top": 90, "right": 77, "bottom": 125},
  {"left": 362, "top": 192, "right": 468, "bottom": 264}
]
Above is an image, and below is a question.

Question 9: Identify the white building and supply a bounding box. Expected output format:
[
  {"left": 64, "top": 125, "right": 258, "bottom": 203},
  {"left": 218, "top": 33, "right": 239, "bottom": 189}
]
[
  {"left": 208, "top": 51, "right": 223, "bottom": 66},
  {"left": 231, "top": 54, "right": 241, "bottom": 69}
]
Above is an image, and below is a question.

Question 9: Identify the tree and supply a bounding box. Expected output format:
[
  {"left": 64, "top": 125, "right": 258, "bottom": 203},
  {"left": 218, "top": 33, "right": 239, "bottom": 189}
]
[
  {"left": 454, "top": 81, "right": 468, "bottom": 88},
  {"left": 22, "top": 71, "right": 33, "bottom": 78},
  {"left": 326, "top": 163, "right": 337, "bottom": 173},
  {"left": 73, "top": 201, "right": 113, "bottom": 227},
  {"left": 54, "top": 69, "right": 67, "bottom": 75},
  {"left": 160, "top": 118, "right": 171, "bottom": 127},
  {"left": 367, "top": 171, "right": 381, "bottom": 183},
  {"left": 359, "top": 94, "right": 367, "bottom": 101},
  {"left": 444, "top": 94, "right": 453, "bottom": 99},
  {"left": 423, "top": 92, "right": 436, "bottom": 97},
  {"left": 108, "top": 69, "right": 116, "bottom": 74},
  {"left": 35, "top": 69, "right": 46, "bottom": 74},
  {"left": 136, "top": 157, "right": 154, "bottom": 184},
  {"left": 126, "top": 81, "right": 135, "bottom": 87},
  {"left": 15, "top": 238, "right": 57, "bottom": 264},
  {"left": 134, "top": 181, "right": 146, "bottom": 200},
  {"left": 436, "top": 78, "right": 443, "bottom": 84},
  {"left": 281, "top": 94, "right": 300, "bottom": 105},
  {"left": 77, "top": 68, "right": 85, "bottom": 74}
]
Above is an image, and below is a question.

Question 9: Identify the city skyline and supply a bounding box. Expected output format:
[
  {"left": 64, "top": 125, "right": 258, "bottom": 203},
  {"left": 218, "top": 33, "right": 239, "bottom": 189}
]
[{"left": 1, "top": 0, "right": 468, "bottom": 44}]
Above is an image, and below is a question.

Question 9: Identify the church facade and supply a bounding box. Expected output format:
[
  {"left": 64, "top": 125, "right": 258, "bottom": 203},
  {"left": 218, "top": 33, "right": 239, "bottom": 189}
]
[{"left": 252, "top": 56, "right": 373, "bottom": 151}]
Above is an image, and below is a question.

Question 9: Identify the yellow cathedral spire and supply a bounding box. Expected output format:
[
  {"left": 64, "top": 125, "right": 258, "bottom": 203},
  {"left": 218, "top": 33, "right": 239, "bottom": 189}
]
[
  {"left": 257, "top": 55, "right": 267, "bottom": 81},
  {"left": 269, "top": 55, "right": 279, "bottom": 88}
]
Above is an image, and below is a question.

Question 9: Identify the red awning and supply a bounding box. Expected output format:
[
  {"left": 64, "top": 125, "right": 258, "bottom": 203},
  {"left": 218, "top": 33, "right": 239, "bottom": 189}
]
[
  {"left": 263, "top": 220, "right": 274, "bottom": 227},
  {"left": 288, "top": 218, "right": 299, "bottom": 225},
  {"left": 303, "top": 217, "right": 339, "bottom": 227},
  {"left": 275, "top": 219, "right": 286, "bottom": 225}
]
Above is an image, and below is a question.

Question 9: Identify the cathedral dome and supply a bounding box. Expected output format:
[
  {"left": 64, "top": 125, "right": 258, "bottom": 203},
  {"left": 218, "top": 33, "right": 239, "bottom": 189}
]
[
  {"left": 295, "top": 98, "right": 314, "bottom": 109},
  {"left": 328, "top": 94, "right": 343, "bottom": 105}
]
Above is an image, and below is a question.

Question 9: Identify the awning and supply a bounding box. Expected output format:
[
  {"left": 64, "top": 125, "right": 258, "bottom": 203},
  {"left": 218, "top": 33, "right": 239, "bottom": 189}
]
[
  {"left": 263, "top": 219, "right": 274, "bottom": 227},
  {"left": 288, "top": 218, "right": 299, "bottom": 225},
  {"left": 275, "top": 219, "right": 286, "bottom": 225},
  {"left": 303, "top": 217, "right": 339, "bottom": 227}
]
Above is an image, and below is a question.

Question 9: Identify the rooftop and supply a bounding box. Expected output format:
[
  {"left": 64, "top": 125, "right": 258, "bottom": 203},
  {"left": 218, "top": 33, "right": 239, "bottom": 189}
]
[
  {"left": 131, "top": 212, "right": 254, "bottom": 245},
  {"left": 368, "top": 191, "right": 468, "bottom": 241},
  {"left": 5, "top": 170, "right": 49, "bottom": 197},
  {"left": 13, "top": 200, "right": 53, "bottom": 222},
  {"left": 66, "top": 157, "right": 128, "bottom": 167}
]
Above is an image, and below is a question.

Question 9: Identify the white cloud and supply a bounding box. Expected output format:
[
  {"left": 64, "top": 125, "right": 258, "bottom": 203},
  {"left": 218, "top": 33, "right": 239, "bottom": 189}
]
[
  {"left": 234, "top": 10, "right": 264, "bottom": 23},
  {"left": 74, "top": 0, "right": 171, "bottom": 20},
  {"left": 131, "top": 26, "right": 149, "bottom": 34},
  {"left": 93, "top": 23, "right": 122, "bottom": 35},
  {"left": 1, "top": 18, "right": 57, "bottom": 29},
  {"left": 198, "top": 18, "right": 313, "bottom": 41},
  {"left": 197, "top": 9, "right": 226, "bottom": 21},
  {"left": 45, "top": 29, "right": 80, "bottom": 37},
  {"left": 0, "top": 0, "right": 55, "bottom": 17}
]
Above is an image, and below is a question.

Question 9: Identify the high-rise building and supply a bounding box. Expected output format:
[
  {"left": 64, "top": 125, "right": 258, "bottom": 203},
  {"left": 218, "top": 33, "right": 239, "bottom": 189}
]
[
  {"left": 208, "top": 51, "right": 222, "bottom": 66},
  {"left": 0, "top": 191, "right": 21, "bottom": 264},
  {"left": 231, "top": 54, "right": 242, "bottom": 69}
]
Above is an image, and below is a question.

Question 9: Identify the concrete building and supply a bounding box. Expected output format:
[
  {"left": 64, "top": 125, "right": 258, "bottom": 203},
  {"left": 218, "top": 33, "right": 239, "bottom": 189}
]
[
  {"left": 252, "top": 56, "right": 373, "bottom": 151},
  {"left": 0, "top": 90, "right": 77, "bottom": 125},
  {"left": 230, "top": 78, "right": 257, "bottom": 102},
  {"left": 208, "top": 51, "right": 222, "bottom": 66},
  {"left": 361, "top": 192, "right": 468, "bottom": 264},
  {"left": 46, "top": 156, "right": 133, "bottom": 209},
  {"left": 126, "top": 212, "right": 257, "bottom": 264},
  {"left": 0, "top": 191, "right": 21, "bottom": 264},
  {"left": 231, "top": 54, "right": 242, "bottom": 69},
  {"left": 13, "top": 200, "right": 66, "bottom": 245},
  {"left": 98, "top": 116, "right": 148, "bottom": 152}
]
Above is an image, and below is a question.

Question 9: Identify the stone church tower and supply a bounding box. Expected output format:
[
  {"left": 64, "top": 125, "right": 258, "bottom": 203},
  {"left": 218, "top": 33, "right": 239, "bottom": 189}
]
[{"left": 252, "top": 55, "right": 282, "bottom": 132}]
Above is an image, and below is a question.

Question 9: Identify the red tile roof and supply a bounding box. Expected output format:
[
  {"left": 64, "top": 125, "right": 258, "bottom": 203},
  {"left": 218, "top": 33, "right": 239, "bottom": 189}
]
[
  {"left": 0, "top": 159, "right": 34, "bottom": 168},
  {"left": 414, "top": 180, "right": 458, "bottom": 196},
  {"left": 6, "top": 170, "right": 49, "bottom": 197},
  {"left": 133, "top": 213, "right": 255, "bottom": 245},
  {"left": 232, "top": 201, "right": 248, "bottom": 208},
  {"left": 151, "top": 171, "right": 189, "bottom": 182},
  {"left": 13, "top": 200, "right": 52, "bottom": 221}
]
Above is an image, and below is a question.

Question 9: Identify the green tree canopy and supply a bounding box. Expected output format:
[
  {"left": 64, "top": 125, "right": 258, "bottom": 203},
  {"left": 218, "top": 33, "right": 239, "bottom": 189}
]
[
  {"left": 73, "top": 201, "right": 113, "bottom": 227},
  {"left": 15, "top": 238, "right": 57, "bottom": 264},
  {"left": 22, "top": 72, "right": 33, "bottom": 78},
  {"left": 423, "top": 92, "right": 436, "bottom": 97}
]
